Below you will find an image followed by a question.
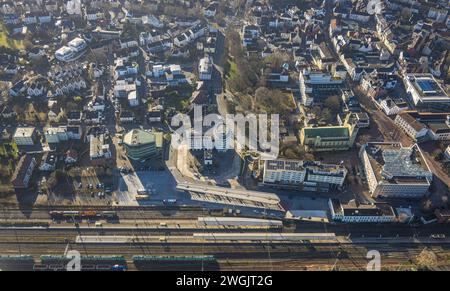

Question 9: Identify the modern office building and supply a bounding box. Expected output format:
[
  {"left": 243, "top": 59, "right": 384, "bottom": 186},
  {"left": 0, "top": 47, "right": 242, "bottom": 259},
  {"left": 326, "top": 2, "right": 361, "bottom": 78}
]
[
  {"left": 403, "top": 73, "right": 450, "bottom": 111},
  {"left": 359, "top": 142, "right": 433, "bottom": 198},
  {"left": 123, "top": 129, "right": 163, "bottom": 161}
]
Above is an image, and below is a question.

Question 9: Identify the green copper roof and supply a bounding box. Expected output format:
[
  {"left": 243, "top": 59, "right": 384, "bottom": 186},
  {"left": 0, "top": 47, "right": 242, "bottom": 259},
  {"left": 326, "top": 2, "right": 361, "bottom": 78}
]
[
  {"left": 303, "top": 126, "right": 349, "bottom": 138},
  {"left": 123, "top": 129, "right": 156, "bottom": 146}
]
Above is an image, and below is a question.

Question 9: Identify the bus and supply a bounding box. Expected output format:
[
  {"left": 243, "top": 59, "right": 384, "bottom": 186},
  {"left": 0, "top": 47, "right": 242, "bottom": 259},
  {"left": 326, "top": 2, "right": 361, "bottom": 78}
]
[
  {"left": 136, "top": 194, "right": 150, "bottom": 201},
  {"left": 137, "top": 189, "right": 149, "bottom": 195}
]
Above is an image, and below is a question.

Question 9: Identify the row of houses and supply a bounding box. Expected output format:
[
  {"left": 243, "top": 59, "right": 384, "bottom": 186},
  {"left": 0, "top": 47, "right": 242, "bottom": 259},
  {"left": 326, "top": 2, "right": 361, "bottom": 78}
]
[
  {"left": 112, "top": 56, "right": 140, "bottom": 108},
  {"left": 394, "top": 111, "right": 450, "bottom": 143},
  {"left": 1, "top": 0, "right": 110, "bottom": 26},
  {"left": 13, "top": 124, "right": 84, "bottom": 149},
  {"left": 10, "top": 68, "right": 88, "bottom": 100},
  {"left": 146, "top": 63, "right": 189, "bottom": 87}
]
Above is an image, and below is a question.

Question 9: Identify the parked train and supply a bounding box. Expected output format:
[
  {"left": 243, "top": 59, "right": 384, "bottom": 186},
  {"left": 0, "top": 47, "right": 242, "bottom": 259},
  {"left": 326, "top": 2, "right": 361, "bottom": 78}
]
[{"left": 49, "top": 211, "right": 117, "bottom": 219}]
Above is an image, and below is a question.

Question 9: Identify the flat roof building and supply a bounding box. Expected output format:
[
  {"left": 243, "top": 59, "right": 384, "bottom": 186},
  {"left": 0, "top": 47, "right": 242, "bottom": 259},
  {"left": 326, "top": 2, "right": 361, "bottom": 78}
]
[
  {"left": 359, "top": 142, "right": 433, "bottom": 198},
  {"left": 68, "top": 37, "right": 87, "bottom": 52},
  {"left": 14, "top": 127, "right": 37, "bottom": 146},
  {"left": 198, "top": 56, "right": 212, "bottom": 81},
  {"left": 404, "top": 73, "right": 450, "bottom": 111},
  {"left": 123, "top": 129, "right": 163, "bottom": 161},
  {"left": 263, "top": 159, "right": 347, "bottom": 192},
  {"left": 299, "top": 68, "right": 344, "bottom": 106},
  {"left": 329, "top": 199, "right": 397, "bottom": 223},
  {"left": 44, "top": 126, "right": 69, "bottom": 144},
  {"left": 89, "top": 134, "right": 111, "bottom": 165},
  {"left": 55, "top": 46, "right": 75, "bottom": 62}
]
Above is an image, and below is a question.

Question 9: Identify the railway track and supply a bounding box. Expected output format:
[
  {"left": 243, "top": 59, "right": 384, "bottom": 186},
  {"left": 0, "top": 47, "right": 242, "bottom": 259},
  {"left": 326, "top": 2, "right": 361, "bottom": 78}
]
[{"left": 1, "top": 242, "right": 449, "bottom": 271}]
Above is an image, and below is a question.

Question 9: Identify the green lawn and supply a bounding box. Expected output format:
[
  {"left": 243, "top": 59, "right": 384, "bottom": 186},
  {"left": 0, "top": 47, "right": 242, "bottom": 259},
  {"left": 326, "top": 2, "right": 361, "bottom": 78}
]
[
  {"left": 164, "top": 84, "right": 194, "bottom": 111},
  {"left": 228, "top": 60, "right": 238, "bottom": 78}
]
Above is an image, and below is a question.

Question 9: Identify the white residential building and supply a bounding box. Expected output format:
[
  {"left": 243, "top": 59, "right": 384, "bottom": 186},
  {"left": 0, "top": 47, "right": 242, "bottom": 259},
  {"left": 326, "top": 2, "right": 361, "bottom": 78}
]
[
  {"left": 395, "top": 113, "right": 429, "bottom": 143},
  {"left": 263, "top": 160, "right": 306, "bottom": 184},
  {"left": 55, "top": 46, "right": 75, "bottom": 62},
  {"left": 378, "top": 97, "right": 409, "bottom": 116},
  {"left": 89, "top": 134, "right": 111, "bottom": 165},
  {"left": 199, "top": 56, "right": 213, "bottom": 81},
  {"left": 139, "top": 31, "right": 155, "bottom": 46},
  {"left": 128, "top": 91, "right": 139, "bottom": 107},
  {"left": 113, "top": 81, "right": 136, "bottom": 98},
  {"left": 14, "top": 127, "right": 37, "bottom": 146},
  {"left": 188, "top": 123, "right": 233, "bottom": 152},
  {"left": 299, "top": 68, "right": 344, "bottom": 106},
  {"left": 445, "top": 146, "right": 450, "bottom": 160},
  {"left": 65, "top": 0, "right": 82, "bottom": 15},
  {"left": 307, "top": 164, "right": 347, "bottom": 187},
  {"left": 428, "top": 7, "right": 448, "bottom": 23},
  {"left": 395, "top": 112, "right": 450, "bottom": 143},
  {"left": 68, "top": 37, "right": 87, "bottom": 52},
  {"left": 119, "top": 38, "right": 139, "bottom": 49}
]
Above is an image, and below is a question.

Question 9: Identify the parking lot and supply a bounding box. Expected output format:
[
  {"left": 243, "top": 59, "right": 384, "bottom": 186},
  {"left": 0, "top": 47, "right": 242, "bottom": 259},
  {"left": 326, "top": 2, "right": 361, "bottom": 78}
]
[
  {"left": 116, "top": 170, "right": 191, "bottom": 206},
  {"left": 191, "top": 150, "right": 242, "bottom": 185}
]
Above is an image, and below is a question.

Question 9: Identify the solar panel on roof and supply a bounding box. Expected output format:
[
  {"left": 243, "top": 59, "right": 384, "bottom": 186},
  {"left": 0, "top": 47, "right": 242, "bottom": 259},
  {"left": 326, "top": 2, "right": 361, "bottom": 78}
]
[{"left": 416, "top": 79, "right": 437, "bottom": 92}]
